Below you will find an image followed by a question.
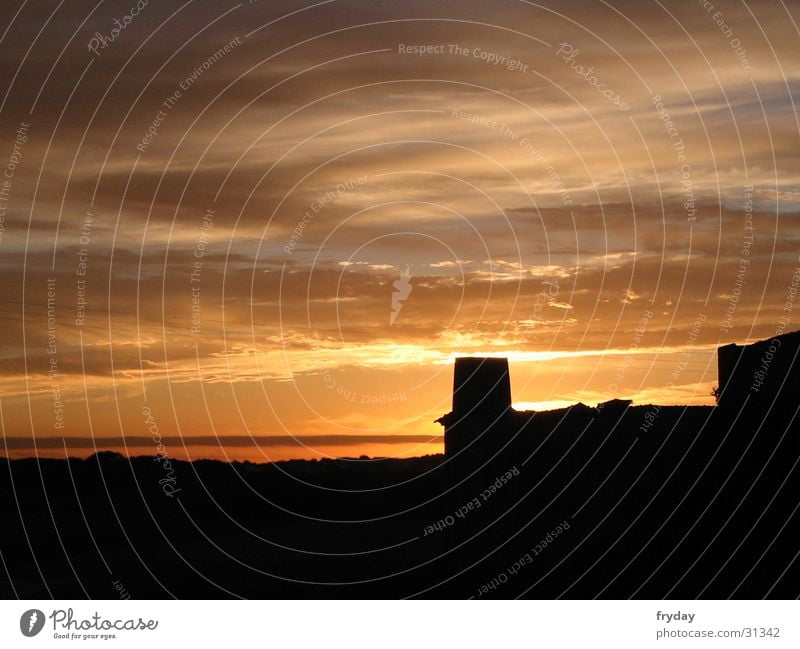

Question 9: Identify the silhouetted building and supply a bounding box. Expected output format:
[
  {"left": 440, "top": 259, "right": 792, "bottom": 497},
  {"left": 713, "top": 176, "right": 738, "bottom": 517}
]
[
  {"left": 452, "top": 357, "right": 511, "bottom": 417},
  {"left": 439, "top": 331, "right": 800, "bottom": 458},
  {"left": 436, "top": 357, "right": 512, "bottom": 459},
  {"left": 717, "top": 330, "right": 800, "bottom": 410},
  {"left": 596, "top": 398, "right": 633, "bottom": 415}
]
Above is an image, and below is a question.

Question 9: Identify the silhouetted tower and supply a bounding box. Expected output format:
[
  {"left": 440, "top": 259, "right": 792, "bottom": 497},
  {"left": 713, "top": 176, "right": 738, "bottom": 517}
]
[
  {"left": 438, "top": 357, "right": 512, "bottom": 457},
  {"left": 453, "top": 357, "right": 511, "bottom": 416}
]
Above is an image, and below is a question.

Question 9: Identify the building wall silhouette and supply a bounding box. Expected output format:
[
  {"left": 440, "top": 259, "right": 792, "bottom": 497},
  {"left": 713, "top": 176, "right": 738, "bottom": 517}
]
[
  {"left": 717, "top": 330, "right": 800, "bottom": 410},
  {"left": 439, "top": 331, "right": 800, "bottom": 458}
]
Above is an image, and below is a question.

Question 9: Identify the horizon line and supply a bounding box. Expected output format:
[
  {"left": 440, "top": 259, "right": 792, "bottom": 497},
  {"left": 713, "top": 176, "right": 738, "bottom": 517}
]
[{"left": 0, "top": 434, "right": 443, "bottom": 450}]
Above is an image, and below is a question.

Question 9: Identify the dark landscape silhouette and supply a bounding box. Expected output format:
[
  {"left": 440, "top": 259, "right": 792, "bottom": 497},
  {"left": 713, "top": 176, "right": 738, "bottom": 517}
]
[{"left": 1, "top": 331, "right": 798, "bottom": 599}]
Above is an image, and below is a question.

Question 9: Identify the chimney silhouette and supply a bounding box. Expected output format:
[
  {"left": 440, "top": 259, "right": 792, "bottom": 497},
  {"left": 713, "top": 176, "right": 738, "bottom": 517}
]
[
  {"left": 438, "top": 357, "right": 512, "bottom": 458},
  {"left": 452, "top": 357, "right": 512, "bottom": 418}
]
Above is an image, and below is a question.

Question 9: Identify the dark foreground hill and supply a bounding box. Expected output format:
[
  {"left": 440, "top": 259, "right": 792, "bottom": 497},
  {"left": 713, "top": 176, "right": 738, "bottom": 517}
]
[{"left": 1, "top": 401, "right": 797, "bottom": 599}]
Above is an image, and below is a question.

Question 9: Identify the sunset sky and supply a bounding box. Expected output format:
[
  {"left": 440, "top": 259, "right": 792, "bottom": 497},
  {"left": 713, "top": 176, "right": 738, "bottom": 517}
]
[{"left": 1, "top": 0, "right": 798, "bottom": 461}]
